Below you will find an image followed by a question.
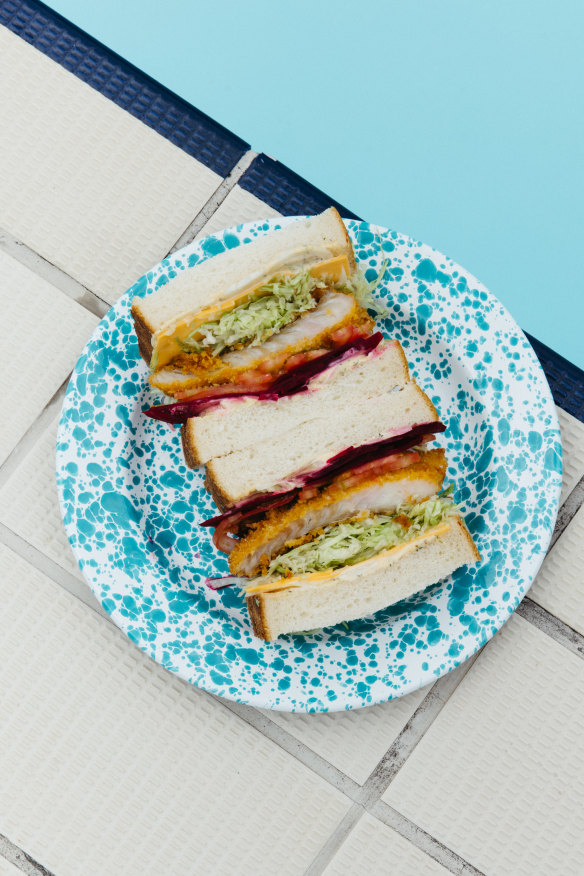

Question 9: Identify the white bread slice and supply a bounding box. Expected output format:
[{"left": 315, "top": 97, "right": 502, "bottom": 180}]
[
  {"left": 246, "top": 516, "right": 480, "bottom": 640},
  {"left": 132, "top": 207, "right": 355, "bottom": 355},
  {"left": 183, "top": 340, "right": 410, "bottom": 465},
  {"left": 205, "top": 381, "right": 438, "bottom": 506}
]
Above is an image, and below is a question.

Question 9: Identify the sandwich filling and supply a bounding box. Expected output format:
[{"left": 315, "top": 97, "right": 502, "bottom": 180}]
[
  {"left": 149, "top": 263, "right": 383, "bottom": 396},
  {"left": 173, "top": 271, "right": 320, "bottom": 358},
  {"left": 228, "top": 449, "right": 447, "bottom": 576},
  {"left": 243, "top": 490, "right": 458, "bottom": 594}
]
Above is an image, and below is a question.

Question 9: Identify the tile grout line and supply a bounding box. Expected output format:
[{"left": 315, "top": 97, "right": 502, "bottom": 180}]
[
  {"left": 357, "top": 655, "right": 479, "bottom": 808},
  {"left": 0, "top": 523, "right": 369, "bottom": 808},
  {"left": 168, "top": 149, "right": 258, "bottom": 252},
  {"left": 301, "top": 657, "right": 480, "bottom": 876},
  {"left": 516, "top": 596, "right": 584, "bottom": 659},
  {"left": 1, "top": 191, "right": 583, "bottom": 876},
  {"left": 216, "top": 696, "right": 362, "bottom": 802},
  {"left": 0, "top": 522, "right": 108, "bottom": 620},
  {"left": 0, "top": 227, "right": 110, "bottom": 319},
  {"left": 0, "top": 375, "right": 70, "bottom": 491},
  {"left": 548, "top": 470, "right": 584, "bottom": 551},
  {"left": 1, "top": 148, "right": 257, "bottom": 322},
  {"left": 303, "top": 803, "right": 365, "bottom": 876},
  {"left": 370, "top": 802, "right": 485, "bottom": 876},
  {"left": 0, "top": 834, "right": 56, "bottom": 876}
]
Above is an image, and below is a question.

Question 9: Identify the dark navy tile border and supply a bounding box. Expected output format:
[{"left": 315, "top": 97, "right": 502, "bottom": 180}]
[
  {"left": 239, "top": 154, "right": 362, "bottom": 221},
  {"left": 2, "top": 0, "right": 583, "bottom": 424},
  {"left": 525, "top": 334, "right": 584, "bottom": 423},
  {"left": 0, "top": 0, "right": 249, "bottom": 177}
]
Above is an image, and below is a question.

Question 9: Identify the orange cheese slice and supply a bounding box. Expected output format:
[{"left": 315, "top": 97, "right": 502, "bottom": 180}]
[{"left": 151, "top": 254, "right": 351, "bottom": 369}]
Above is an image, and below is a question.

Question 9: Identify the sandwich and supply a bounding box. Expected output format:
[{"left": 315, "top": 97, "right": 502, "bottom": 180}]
[
  {"left": 136, "top": 208, "right": 481, "bottom": 641},
  {"left": 132, "top": 207, "right": 382, "bottom": 398},
  {"left": 204, "top": 448, "right": 479, "bottom": 641}
]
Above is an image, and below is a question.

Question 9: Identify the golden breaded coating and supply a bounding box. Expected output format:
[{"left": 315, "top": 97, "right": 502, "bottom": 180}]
[
  {"left": 228, "top": 449, "right": 447, "bottom": 576},
  {"left": 150, "top": 299, "right": 373, "bottom": 395}
]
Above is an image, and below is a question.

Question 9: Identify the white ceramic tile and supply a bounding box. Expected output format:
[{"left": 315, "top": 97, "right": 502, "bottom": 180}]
[
  {"left": 0, "top": 412, "right": 427, "bottom": 788},
  {"left": 0, "top": 415, "right": 80, "bottom": 579},
  {"left": 0, "top": 249, "right": 98, "bottom": 464},
  {"left": 324, "top": 813, "right": 450, "bottom": 876},
  {"left": 529, "top": 504, "right": 584, "bottom": 635},
  {"left": 0, "top": 543, "right": 349, "bottom": 876},
  {"left": 384, "top": 614, "right": 584, "bottom": 876},
  {"left": 261, "top": 687, "right": 427, "bottom": 784},
  {"left": 196, "top": 185, "right": 282, "bottom": 237},
  {"left": 0, "top": 28, "right": 221, "bottom": 304},
  {"left": 0, "top": 857, "right": 25, "bottom": 876},
  {"left": 557, "top": 407, "right": 584, "bottom": 505}
]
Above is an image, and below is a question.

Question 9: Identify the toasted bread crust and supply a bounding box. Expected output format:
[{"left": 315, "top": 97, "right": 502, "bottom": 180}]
[
  {"left": 204, "top": 466, "right": 231, "bottom": 513},
  {"left": 328, "top": 207, "right": 357, "bottom": 271},
  {"left": 229, "top": 449, "right": 447, "bottom": 575},
  {"left": 246, "top": 593, "right": 269, "bottom": 639},
  {"left": 394, "top": 342, "right": 410, "bottom": 383},
  {"left": 414, "top": 383, "right": 439, "bottom": 422},
  {"left": 181, "top": 421, "right": 203, "bottom": 469},
  {"left": 131, "top": 302, "right": 155, "bottom": 364},
  {"left": 456, "top": 515, "right": 482, "bottom": 562}
]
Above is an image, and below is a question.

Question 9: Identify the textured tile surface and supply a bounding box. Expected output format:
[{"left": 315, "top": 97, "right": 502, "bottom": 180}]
[
  {"left": 1, "top": 405, "right": 428, "bottom": 784},
  {"left": 0, "top": 543, "right": 349, "bottom": 876},
  {"left": 0, "top": 0, "right": 248, "bottom": 177},
  {"left": 0, "top": 249, "right": 98, "bottom": 465},
  {"left": 529, "top": 504, "right": 584, "bottom": 635},
  {"left": 0, "top": 857, "right": 25, "bottom": 876},
  {"left": 384, "top": 614, "right": 584, "bottom": 876},
  {"left": 557, "top": 406, "right": 584, "bottom": 504},
  {"left": 0, "top": 28, "right": 221, "bottom": 303},
  {"left": 196, "top": 185, "right": 282, "bottom": 238},
  {"left": 261, "top": 687, "right": 427, "bottom": 783},
  {"left": 324, "top": 814, "right": 450, "bottom": 876},
  {"left": 0, "top": 415, "right": 80, "bottom": 579}
]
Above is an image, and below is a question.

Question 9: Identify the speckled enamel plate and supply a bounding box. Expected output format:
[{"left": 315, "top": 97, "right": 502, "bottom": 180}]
[{"left": 56, "top": 218, "right": 562, "bottom": 712}]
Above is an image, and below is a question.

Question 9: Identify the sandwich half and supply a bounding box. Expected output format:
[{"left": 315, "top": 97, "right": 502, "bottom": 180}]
[
  {"left": 204, "top": 445, "right": 480, "bottom": 641},
  {"left": 244, "top": 513, "right": 480, "bottom": 641},
  {"left": 132, "top": 207, "right": 379, "bottom": 397}
]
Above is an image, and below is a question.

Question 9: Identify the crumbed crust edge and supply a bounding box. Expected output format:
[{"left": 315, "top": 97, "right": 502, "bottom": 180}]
[
  {"left": 246, "top": 593, "right": 270, "bottom": 640},
  {"left": 203, "top": 465, "right": 231, "bottom": 513},
  {"left": 131, "top": 301, "right": 155, "bottom": 364}
]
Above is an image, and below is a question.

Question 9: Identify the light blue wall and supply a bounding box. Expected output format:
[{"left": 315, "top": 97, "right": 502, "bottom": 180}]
[{"left": 49, "top": 0, "right": 584, "bottom": 368}]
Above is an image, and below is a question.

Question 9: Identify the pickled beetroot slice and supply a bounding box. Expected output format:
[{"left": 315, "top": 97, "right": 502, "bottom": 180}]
[
  {"left": 267, "top": 332, "right": 383, "bottom": 396},
  {"left": 200, "top": 421, "right": 446, "bottom": 533},
  {"left": 144, "top": 333, "right": 384, "bottom": 424},
  {"left": 299, "top": 421, "right": 446, "bottom": 487},
  {"left": 201, "top": 489, "right": 298, "bottom": 529},
  {"left": 143, "top": 386, "right": 279, "bottom": 424}
]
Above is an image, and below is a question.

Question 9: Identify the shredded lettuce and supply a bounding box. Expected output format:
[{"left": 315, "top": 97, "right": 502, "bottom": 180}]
[
  {"left": 178, "top": 272, "right": 323, "bottom": 356},
  {"left": 335, "top": 267, "right": 389, "bottom": 318},
  {"left": 264, "top": 494, "right": 459, "bottom": 579}
]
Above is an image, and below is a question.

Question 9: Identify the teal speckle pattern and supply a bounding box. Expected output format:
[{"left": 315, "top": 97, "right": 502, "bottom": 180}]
[{"left": 56, "top": 219, "right": 562, "bottom": 712}]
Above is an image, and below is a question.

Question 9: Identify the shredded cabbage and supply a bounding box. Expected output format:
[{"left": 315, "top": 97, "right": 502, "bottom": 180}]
[
  {"left": 336, "top": 268, "right": 389, "bottom": 318},
  {"left": 264, "top": 494, "right": 459, "bottom": 580},
  {"left": 178, "top": 272, "right": 323, "bottom": 356}
]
